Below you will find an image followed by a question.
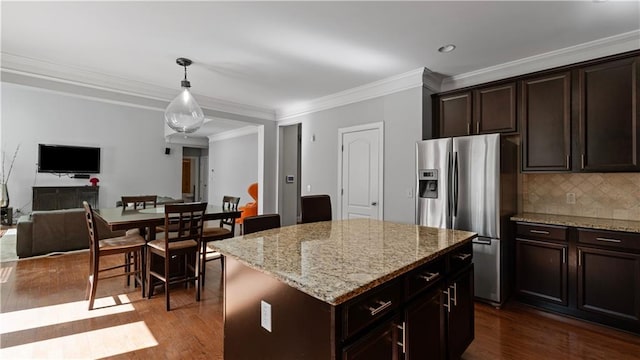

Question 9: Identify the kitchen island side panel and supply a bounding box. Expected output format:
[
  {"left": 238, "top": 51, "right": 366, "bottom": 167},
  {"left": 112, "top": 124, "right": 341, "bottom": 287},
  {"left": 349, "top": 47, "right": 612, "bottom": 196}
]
[{"left": 224, "top": 257, "right": 336, "bottom": 360}]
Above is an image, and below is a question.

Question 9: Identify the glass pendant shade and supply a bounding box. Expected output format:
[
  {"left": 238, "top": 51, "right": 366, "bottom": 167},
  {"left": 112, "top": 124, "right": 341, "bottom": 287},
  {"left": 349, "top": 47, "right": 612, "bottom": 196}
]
[{"left": 164, "top": 87, "right": 205, "bottom": 133}]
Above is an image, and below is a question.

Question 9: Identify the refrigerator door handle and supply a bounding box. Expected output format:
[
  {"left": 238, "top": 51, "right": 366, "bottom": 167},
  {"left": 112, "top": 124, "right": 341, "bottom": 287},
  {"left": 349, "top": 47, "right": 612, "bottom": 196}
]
[
  {"left": 447, "top": 151, "right": 453, "bottom": 221},
  {"left": 453, "top": 151, "right": 459, "bottom": 217}
]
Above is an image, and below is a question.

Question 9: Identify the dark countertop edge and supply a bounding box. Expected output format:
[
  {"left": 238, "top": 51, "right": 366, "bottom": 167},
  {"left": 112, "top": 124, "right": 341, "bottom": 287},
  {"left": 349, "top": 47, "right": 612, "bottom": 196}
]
[
  {"left": 214, "top": 235, "right": 476, "bottom": 306},
  {"left": 511, "top": 213, "right": 640, "bottom": 233}
]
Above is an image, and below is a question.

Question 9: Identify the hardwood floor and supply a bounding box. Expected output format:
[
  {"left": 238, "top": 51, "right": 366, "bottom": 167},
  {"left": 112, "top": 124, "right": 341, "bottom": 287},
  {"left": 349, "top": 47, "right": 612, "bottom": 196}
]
[{"left": 1, "top": 252, "right": 639, "bottom": 359}]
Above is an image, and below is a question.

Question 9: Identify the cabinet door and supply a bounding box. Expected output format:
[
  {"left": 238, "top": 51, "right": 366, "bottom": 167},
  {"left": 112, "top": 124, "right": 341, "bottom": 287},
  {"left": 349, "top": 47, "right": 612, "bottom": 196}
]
[
  {"left": 32, "top": 188, "right": 58, "bottom": 211},
  {"left": 439, "top": 92, "right": 472, "bottom": 138},
  {"left": 515, "top": 238, "right": 568, "bottom": 305},
  {"left": 474, "top": 82, "right": 517, "bottom": 134},
  {"left": 446, "top": 265, "right": 474, "bottom": 360},
  {"left": 577, "top": 246, "right": 640, "bottom": 322},
  {"left": 342, "top": 316, "right": 402, "bottom": 360},
  {"left": 576, "top": 56, "right": 640, "bottom": 171},
  {"left": 405, "top": 287, "right": 444, "bottom": 360},
  {"left": 78, "top": 187, "right": 99, "bottom": 208},
  {"left": 521, "top": 72, "right": 571, "bottom": 171}
]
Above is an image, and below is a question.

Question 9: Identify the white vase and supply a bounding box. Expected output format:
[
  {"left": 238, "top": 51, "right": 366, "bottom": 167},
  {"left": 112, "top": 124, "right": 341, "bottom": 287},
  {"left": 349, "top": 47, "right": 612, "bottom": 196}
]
[{"left": 0, "top": 183, "right": 9, "bottom": 208}]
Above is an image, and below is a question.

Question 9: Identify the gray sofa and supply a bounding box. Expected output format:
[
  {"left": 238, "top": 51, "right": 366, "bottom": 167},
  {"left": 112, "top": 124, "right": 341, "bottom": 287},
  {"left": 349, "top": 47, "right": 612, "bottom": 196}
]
[{"left": 16, "top": 208, "right": 123, "bottom": 258}]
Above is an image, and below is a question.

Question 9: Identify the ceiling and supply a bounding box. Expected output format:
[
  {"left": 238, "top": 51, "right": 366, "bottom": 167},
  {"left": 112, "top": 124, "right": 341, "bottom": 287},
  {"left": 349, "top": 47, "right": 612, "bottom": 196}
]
[{"left": 2, "top": 1, "right": 639, "bottom": 136}]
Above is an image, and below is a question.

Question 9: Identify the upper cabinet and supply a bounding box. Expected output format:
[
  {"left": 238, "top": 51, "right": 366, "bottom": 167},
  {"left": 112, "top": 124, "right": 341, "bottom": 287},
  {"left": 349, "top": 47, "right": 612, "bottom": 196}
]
[
  {"left": 521, "top": 72, "right": 571, "bottom": 172},
  {"left": 438, "top": 91, "right": 472, "bottom": 138},
  {"left": 436, "top": 82, "right": 516, "bottom": 138},
  {"left": 575, "top": 56, "right": 640, "bottom": 172},
  {"left": 431, "top": 51, "right": 640, "bottom": 173},
  {"left": 474, "top": 82, "right": 517, "bottom": 134}
]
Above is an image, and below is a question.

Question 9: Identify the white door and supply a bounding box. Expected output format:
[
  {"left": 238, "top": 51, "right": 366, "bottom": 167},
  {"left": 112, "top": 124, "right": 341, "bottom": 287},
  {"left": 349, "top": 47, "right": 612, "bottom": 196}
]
[{"left": 339, "top": 124, "right": 383, "bottom": 220}]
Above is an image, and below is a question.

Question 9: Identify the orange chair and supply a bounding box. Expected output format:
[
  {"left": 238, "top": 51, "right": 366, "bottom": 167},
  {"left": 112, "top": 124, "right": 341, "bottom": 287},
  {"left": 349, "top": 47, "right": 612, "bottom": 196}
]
[{"left": 236, "top": 182, "right": 258, "bottom": 232}]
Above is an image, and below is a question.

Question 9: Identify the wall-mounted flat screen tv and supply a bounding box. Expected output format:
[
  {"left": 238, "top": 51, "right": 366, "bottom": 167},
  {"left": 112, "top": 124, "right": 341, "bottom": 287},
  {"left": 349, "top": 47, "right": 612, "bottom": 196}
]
[{"left": 38, "top": 144, "right": 101, "bottom": 174}]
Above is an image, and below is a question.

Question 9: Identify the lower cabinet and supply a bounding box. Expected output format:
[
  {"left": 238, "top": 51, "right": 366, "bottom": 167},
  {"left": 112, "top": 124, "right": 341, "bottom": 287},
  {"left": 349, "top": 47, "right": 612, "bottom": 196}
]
[
  {"left": 342, "top": 315, "right": 403, "bottom": 360},
  {"left": 445, "top": 265, "right": 474, "bottom": 360},
  {"left": 515, "top": 222, "right": 640, "bottom": 334},
  {"left": 515, "top": 238, "right": 568, "bottom": 305},
  {"left": 405, "top": 285, "right": 444, "bottom": 360}
]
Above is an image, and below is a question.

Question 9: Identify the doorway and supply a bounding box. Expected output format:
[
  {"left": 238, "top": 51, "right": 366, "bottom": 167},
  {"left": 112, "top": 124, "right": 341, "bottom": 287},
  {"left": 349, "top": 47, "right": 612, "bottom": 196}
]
[
  {"left": 278, "top": 123, "right": 301, "bottom": 226},
  {"left": 182, "top": 147, "right": 207, "bottom": 202},
  {"left": 338, "top": 122, "right": 384, "bottom": 220}
]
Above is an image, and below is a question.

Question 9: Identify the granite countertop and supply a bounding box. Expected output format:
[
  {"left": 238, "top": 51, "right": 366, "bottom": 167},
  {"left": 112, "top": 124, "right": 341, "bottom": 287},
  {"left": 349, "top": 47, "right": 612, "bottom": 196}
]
[
  {"left": 211, "top": 219, "right": 476, "bottom": 305},
  {"left": 511, "top": 213, "right": 640, "bottom": 233}
]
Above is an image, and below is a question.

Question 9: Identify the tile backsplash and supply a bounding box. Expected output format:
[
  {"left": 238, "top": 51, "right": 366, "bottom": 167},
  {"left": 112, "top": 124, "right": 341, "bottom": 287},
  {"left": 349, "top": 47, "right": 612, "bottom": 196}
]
[{"left": 522, "top": 173, "right": 640, "bottom": 221}]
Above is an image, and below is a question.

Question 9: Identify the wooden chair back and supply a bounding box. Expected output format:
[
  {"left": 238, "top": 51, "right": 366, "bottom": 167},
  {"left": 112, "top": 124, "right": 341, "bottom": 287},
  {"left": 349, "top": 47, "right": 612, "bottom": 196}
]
[
  {"left": 301, "top": 195, "right": 332, "bottom": 223},
  {"left": 121, "top": 195, "right": 157, "bottom": 209},
  {"left": 220, "top": 196, "right": 241, "bottom": 231},
  {"left": 163, "top": 202, "right": 207, "bottom": 243},
  {"left": 243, "top": 214, "right": 281, "bottom": 235},
  {"left": 83, "top": 201, "right": 100, "bottom": 259}
]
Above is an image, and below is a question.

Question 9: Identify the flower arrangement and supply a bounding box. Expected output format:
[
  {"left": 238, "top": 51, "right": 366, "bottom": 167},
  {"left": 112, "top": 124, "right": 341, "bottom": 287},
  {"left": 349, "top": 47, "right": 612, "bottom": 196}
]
[
  {"left": 1, "top": 144, "right": 20, "bottom": 184},
  {"left": 89, "top": 177, "right": 100, "bottom": 186}
]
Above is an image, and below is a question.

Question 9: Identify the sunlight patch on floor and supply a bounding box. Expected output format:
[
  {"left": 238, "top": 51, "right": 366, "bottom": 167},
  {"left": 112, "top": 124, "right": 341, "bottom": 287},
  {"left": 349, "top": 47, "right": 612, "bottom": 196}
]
[
  {"left": 0, "top": 320, "right": 158, "bottom": 358},
  {"left": 0, "top": 294, "right": 134, "bottom": 334},
  {"left": 0, "top": 266, "right": 12, "bottom": 283}
]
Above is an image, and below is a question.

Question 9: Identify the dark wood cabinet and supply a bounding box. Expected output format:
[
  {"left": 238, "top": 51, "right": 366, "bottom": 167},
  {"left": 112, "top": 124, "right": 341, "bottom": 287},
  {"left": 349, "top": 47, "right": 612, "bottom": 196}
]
[
  {"left": 445, "top": 265, "right": 474, "bottom": 360},
  {"left": 343, "top": 315, "right": 402, "bottom": 360},
  {"left": 405, "top": 281, "right": 444, "bottom": 360},
  {"left": 515, "top": 238, "right": 568, "bottom": 305},
  {"left": 32, "top": 186, "right": 99, "bottom": 211},
  {"left": 576, "top": 228, "right": 640, "bottom": 331},
  {"left": 515, "top": 222, "right": 640, "bottom": 334},
  {"left": 474, "top": 82, "right": 517, "bottom": 134},
  {"left": 521, "top": 72, "right": 571, "bottom": 171},
  {"left": 438, "top": 91, "right": 472, "bottom": 137},
  {"left": 575, "top": 56, "right": 640, "bottom": 171}
]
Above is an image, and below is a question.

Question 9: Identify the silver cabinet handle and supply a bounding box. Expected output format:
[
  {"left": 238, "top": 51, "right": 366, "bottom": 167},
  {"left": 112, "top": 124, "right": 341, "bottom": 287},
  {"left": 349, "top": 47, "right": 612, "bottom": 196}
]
[
  {"left": 443, "top": 288, "right": 451, "bottom": 313},
  {"left": 596, "top": 237, "right": 622, "bottom": 243},
  {"left": 418, "top": 272, "right": 440, "bottom": 282},
  {"left": 453, "top": 253, "right": 471, "bottom": 261},
  {"left": 396, "top": 322, "right": 406, "bottom": 354},
  {"left": 530, "top": 229, "right": 550, "bottom": 235},
  {"left": 562, "top": 247, "right": 566, "bottom": 264},
  {"left": 371, "top": 202, "right": 378, "bottom": 206},
  {"left": 450, "top": 283, "right": 458, "bottom": 306},
  {"left": 368, "top": 300, "right": 392, "bottom": 316}
]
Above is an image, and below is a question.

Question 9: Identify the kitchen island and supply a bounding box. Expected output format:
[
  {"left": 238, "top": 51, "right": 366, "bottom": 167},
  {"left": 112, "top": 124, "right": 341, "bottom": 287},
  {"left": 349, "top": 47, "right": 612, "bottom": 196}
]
[{"left": 211, "top": 219, "right": 476, "bottom": 359}]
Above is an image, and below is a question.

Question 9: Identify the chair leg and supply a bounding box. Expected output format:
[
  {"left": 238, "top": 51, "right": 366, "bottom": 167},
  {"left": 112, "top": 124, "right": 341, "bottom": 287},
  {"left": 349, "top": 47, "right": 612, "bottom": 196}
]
[
  {"left": 139, "top": 248, "right": 145, "bottom": 299},
  {"left": 88, "top": 257, "right": 99, "bottom": 310},
  {"left": 147, "top": 248, "right": 154, "bottom": 299},
  {"left": 201, "top": 241, "right": 207, "bottom": 286},
  {"left": 165, "top": 252, "right": 171, "bottom": 311},
  {"left": 125, "top": 252, "right": 131, "bottom": 286},
  {"left": 195, "top": 248, "right": 201, "bottom": 302}
]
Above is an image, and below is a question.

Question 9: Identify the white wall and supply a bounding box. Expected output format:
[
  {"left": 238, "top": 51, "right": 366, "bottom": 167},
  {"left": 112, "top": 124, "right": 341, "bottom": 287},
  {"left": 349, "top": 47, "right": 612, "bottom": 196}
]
[
  {"left": 209, "top": 132, "right": 259, "bottom": 206},
  {"left": 283, "top": 87, "right": 423, "bottom": 224},
  {"left": 0, "top": 82, "right": 182, "bottom": 214}
]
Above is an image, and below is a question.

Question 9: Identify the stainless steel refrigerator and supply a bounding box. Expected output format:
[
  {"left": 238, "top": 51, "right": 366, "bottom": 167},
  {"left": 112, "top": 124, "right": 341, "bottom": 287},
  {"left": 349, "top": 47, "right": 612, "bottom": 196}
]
[{"left": 416, "top": 133, "right": 516, "bottom": 306}]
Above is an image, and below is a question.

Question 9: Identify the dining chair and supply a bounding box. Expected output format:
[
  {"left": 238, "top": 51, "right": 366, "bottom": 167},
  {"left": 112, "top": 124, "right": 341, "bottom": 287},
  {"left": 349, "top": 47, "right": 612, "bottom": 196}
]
[
  {"left": 236, "top": 182, "right": 258, "bottom": 233},
  {"left": 83, "top": 201, "right": 146, "bottom": 310},
  {"left": 200, "top": 196, "right": 240, "bottom": 284},
  {"left": 300, "top": 195, "right": 332, "bottom": 223},
  {"left": 121, "top": 195, "right": 158, "bottom": 285},
  {"left": 147, "top": 202, "right": 207, "bottom": 311},
  {"left": 243, "top": 214, "right": 281, "bottom": 235}
]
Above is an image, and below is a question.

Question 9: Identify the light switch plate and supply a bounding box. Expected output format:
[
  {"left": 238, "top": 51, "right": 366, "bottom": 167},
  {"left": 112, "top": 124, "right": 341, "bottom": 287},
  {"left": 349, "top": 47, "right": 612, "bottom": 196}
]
[{"left": 261, "top": 300, "right": 272, "bottom": 332}]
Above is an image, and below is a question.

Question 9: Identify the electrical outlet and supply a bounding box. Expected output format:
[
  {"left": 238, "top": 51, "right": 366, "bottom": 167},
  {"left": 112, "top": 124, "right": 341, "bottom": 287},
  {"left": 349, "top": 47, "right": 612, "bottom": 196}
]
[
  {"left": 307, "top": 184, "right": 311, "bottom": 193},
  {"left": 261, "top": 300, "right": 272, "bottom": 332},
  {"left": 566, "top": 192, "right": 576, "bottom": 204}
]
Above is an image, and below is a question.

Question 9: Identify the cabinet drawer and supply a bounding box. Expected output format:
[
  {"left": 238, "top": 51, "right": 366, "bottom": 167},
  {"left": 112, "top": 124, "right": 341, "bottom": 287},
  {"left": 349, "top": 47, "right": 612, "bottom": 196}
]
[
  {"left": 449, "top": 242, "right": 473, "bottom": 274},
  {"left": 516, "top": 223, "right": 567, "bottom": 242},
  {"left": 342, "top": 279, "right": 403, "bottom": 341},
  {"left": 406, "top": 258, "right": 444, "bottom": 299},
  {"left": 577, "top": 228, "right": 640, "bottom": 251}
]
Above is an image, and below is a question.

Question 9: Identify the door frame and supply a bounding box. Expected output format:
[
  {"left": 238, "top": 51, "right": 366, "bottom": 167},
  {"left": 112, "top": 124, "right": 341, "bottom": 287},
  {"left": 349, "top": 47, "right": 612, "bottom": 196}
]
[{"left": 337, "top": 122, "right": 384, "bottom": 220}]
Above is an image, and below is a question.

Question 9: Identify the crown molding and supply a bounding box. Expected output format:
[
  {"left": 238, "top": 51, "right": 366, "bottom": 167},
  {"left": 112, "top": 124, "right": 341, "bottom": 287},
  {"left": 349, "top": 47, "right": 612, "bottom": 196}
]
[
  {"left": 208, "top": 125, "right": 260, "bottom": 142},
  {"left": 441, "top": 30, "right": 640, "bottom": 92},
  {"left": 1, "top": 52, "right": 276, "bottom": 121},
  {"left": 277, "top": 67, "right": 425, "bottom": 120}
]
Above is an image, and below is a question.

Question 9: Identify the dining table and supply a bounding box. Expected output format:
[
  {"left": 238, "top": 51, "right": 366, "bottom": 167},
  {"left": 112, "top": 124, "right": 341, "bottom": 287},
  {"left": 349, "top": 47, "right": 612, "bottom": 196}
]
[{"left": 95, "top": 203, "right": 242, "bottom": 240}]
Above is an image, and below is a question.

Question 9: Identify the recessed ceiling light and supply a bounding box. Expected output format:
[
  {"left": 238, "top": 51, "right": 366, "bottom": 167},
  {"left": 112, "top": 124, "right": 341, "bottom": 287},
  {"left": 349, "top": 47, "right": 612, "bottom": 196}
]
[{"left": 438, "top": 44, "right": 456, "bottom": 53}]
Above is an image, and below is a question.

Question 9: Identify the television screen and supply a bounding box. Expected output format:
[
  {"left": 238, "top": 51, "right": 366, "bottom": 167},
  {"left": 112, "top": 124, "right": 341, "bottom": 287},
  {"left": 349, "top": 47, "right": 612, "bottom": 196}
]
[{"left": 38, "top": 144, "right": 101, "bottom": 174}]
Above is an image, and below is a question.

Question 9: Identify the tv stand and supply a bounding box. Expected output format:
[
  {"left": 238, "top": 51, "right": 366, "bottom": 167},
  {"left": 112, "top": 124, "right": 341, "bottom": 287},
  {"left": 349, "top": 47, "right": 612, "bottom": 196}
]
[{"left": 32, "top": 186, "right": 99, "bottom": 211}]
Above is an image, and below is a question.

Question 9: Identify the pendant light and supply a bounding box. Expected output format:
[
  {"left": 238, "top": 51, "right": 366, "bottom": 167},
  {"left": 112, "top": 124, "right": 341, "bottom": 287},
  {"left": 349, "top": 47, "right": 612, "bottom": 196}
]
[{"left": 164, "top": 57, "right": 205, "bottom": 133}]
